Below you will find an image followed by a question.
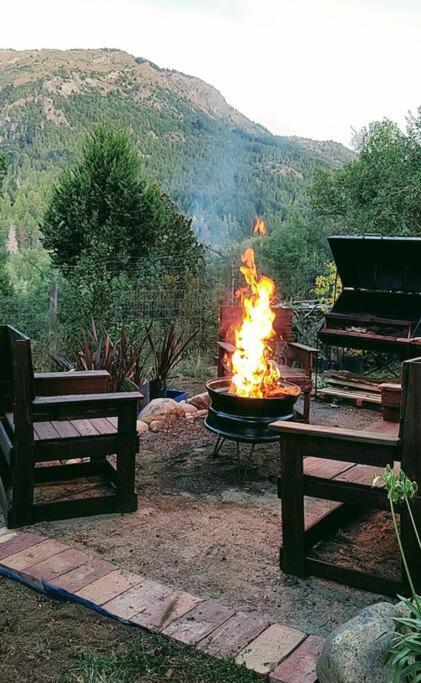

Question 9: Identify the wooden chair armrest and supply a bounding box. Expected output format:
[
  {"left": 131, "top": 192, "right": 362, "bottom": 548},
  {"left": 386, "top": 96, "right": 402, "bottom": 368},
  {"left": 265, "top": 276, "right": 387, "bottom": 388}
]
[
  {"left": 34, "top": 371, "right": 111, "bottom": 396},
  {"left": 287, "top": 342, "right": 319, "bottom": 355},
  {"left": 217, "top": 340, "right": 236, "bottom": 353},
  {"left": 269, "top": 421, "right": 400, "bottom": 447},
  {"left": 33, "top": 391, "right": 142, "bottom": 421}
]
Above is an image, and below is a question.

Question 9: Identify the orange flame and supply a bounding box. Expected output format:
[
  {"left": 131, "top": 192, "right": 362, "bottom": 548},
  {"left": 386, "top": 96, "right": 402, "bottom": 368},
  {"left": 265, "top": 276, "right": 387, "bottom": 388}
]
[
  {"left": 229, "top": 248, "right": 296, "bottom": 398},
  {"left": 252, "top": 216, "right": 267, "bottom": 236}
]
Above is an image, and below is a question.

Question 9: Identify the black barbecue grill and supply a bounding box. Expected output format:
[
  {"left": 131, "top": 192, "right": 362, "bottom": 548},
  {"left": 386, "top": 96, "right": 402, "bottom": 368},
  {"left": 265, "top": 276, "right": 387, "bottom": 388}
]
[{"left": 318, "top": 236, "right": 421, "bottom": 356}]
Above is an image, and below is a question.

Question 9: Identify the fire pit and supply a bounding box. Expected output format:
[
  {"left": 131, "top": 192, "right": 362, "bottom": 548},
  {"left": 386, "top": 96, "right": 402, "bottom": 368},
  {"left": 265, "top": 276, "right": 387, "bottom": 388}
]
[{"left": 205, "top": 376, "right": 300, "bottom": 443}]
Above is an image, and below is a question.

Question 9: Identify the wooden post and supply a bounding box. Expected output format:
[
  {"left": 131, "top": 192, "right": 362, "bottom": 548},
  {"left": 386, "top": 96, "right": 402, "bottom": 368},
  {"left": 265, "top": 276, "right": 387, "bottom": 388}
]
[
  {"left": 400, "top": 357, "right": 421, "bottom": 593},
  {"left": 10, "top": 340, "right": 35, "bottom": 527},
  {"left": 49, "top": 281, "right": 58, "bottom": 358},
  {"left": 279, "top": 435, "right": 305, "bottom": 576},
  {"left": 116, "top": 402, "right": 138, "bottom": 513}
]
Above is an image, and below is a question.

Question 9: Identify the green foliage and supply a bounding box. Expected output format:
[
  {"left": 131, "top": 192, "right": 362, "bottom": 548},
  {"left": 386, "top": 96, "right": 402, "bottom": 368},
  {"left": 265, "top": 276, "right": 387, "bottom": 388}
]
[
  {"left": 310, "top": 113, "right": 421, "bottom": 235},
  {"left": 373, "top": 467, "right": 421, "bottom": 682},
  {"left": 43, "top": 124, "right": 201, "bottom": 274}
]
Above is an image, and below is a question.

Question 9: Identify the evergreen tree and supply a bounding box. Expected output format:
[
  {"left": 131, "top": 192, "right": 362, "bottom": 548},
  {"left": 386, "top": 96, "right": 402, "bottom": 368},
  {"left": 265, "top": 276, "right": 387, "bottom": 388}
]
[
  {"left": 43, "top": 124, "right": 201, "bottom": 273},
  {"left": 0, "top": 151, "right": 11, "bottom": 297}
]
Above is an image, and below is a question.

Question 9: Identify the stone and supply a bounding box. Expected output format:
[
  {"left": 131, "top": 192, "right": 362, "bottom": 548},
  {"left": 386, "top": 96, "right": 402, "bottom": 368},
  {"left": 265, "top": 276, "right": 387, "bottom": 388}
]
[
  {"left": 102, "top": 579, "right": 170, "bottom": 620},
  {"left": 76, "top": 569, "right": 142, "bottom": 605},
  {"left": 132, "top": 591, "right": 203, "bottom": 631},
  {"left": 0, "top": 533, "right": 45, "bottom": 561},
  {"left": 139, "top": 398, "right": 185, "bottom": 425},
  {"left": 198, "top": 612, "right": 269, "bottom": 659},
  {"left": 149, "top": 420, "right": 164, "bottom": 432},
  {"left": 50, "top": 557, "right": 115, "bottom": 592},
  {"left": 136, "top": 420, "right": 149, "bottom": 434},
  {"left": 1, "top": 539, "right": 68, "bottom": 572},
  {"left": 162, "top": 599, "right": 235, "bottom": 645},
  {"left": 180, "top": 401, "right": 198, "bottom": 415},
  {"left": 317, "top": 601, "right": 410, "bottom": 683},
  {"left": 235, "top": 623, "right": 305, "bottom": 675},
  {"left": 194, "top": 409, "right": 208, "bottom": 418},
  {"left": 187, "top": 392, "right": 210, "bottom": 410},
  {"left": 25, "top": 548, "right": 89, "bottom": 581},
  {"left": 270, "top": 635, "right": 324, "bottom": 683}
]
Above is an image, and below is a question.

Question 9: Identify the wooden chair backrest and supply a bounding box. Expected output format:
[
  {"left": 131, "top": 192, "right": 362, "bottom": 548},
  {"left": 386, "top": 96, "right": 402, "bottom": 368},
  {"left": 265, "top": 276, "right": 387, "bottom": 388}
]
[
  {"left": 399, "top": 356, "right": 421, "bottom": 484},
  {"left": 0, "top": 326, "right": 34, "bottom": 426}
]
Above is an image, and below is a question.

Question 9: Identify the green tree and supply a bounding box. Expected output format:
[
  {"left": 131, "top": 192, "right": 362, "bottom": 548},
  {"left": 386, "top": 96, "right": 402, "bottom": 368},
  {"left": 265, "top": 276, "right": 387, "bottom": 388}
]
[
  {"left": 0, "top": 151, "right": 11, "bottom": 297},
  {"left": 43, "top": 124, "right": 201, "bottom": 273},
  {"left": 309, "top": 112, "right": 421, "bottom": 235}
]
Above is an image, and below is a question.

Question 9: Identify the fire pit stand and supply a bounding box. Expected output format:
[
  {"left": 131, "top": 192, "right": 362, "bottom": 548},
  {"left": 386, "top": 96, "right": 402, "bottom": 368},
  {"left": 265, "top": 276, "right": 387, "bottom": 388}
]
[{"left": 205, "top": 377, "right": 300, "bottom": 482}]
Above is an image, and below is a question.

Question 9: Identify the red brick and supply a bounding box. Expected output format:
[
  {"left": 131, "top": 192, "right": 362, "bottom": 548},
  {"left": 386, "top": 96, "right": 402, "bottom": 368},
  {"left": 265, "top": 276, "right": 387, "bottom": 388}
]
[
  {"left": 269, "top": 635, "right": 324, "bottom": 683},
  {"left": 103, "top": 579, "right": 170, "bottom": 620},
  {"left": 235, "top": 623, "right": 305, "bottom": 675},
  {"left": 25, "top": 549, "right": 89, "bottom": 581},
  {"left": 50, "top": 557, "right": 115, "bottom": 592},
  {"left": 198, "top": 612, "right": 269, "bottom": 658},
  {"left": 131, "top": 591, "right": 202, "bottom": 630},
  {"left": 162, "top": 599, "right": 235, "bottom": 645},
  {"left": 1, "top": 539, "right": 68, "bottom": 571},
  {"left": 76, "top": 570, "right": 142, "bottom": 605},
  {"left": 0, "top": 533, "right": 46, "bottom": 561}
]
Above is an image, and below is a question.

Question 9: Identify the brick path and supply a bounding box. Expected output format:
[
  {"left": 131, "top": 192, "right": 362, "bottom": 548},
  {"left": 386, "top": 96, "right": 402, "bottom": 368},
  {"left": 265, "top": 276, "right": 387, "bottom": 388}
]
[{"left": 0, "top": 528, "right": 323, "bottom": 681}]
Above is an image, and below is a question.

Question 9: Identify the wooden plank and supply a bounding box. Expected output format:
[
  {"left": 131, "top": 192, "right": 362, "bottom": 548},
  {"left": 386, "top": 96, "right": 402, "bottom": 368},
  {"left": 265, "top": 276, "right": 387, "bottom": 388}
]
[
  {"left": 303, "top": 477, "right": 392, "bottom": 511},
  {"left": 303, "top": 457, "right": 355, "bottom": 479},
  {"left": 10, "top": 339, "right": 35, "bottom": 527},
  {"left": 269, "top": 421, "right": 398, "bottom": 446},
  {"left": 33, "top": 421, "right": 61, "bottom": 441},
  {"left": 35, "top": 371, "right": 110, "bottom": 396},
  {"left": 324, "top": 377, "right": 381, "bottom": 393},
  {"left": 399, "top": 357, "right": 421, "bottom": 593},
  {"left": 31, "top": 495, "right": 117, "bottom": 523},
  {"left": 334, "top": 464, "right": 385, "bottom": 486},
  {"left": 90, "top": 418, "right": 116, "bottom": 435},
  {"left": 363, "top": 420, "right": 400, "bottom": 437},
  {"left": 34, "top": 435, "right": 117, "bottom": 463},
  {"left": 280, "top": 436, "right": 305, "bottom": 576},
  {"left": 70, "top": 419, "right": 100, "bottom": 437},
  {"left": 50, "top": 420, "right": 80, "bottom": 439},
  {"left": 318, "top": 387, "right": 381, "bottom": 405},
  {"left": 33, "top": 460, "right": 112, "bottom": 483},
  {"left": 305, "top": 557, "right": 402, "bottom": 597},
  {"left": 115, "top": 403, "right": 138, "bottom": 513}
]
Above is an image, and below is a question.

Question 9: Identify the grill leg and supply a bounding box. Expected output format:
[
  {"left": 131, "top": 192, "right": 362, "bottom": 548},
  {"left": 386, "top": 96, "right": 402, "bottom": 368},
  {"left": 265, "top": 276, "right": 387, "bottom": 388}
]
[
  {"left": 236, "top": 441, "right": 241, "bottom": 483},
  {"left": 211, "top": 435, "right": 225, "bottom": 458},
  {"left": 242, "top": 443, "right": 256, "bottom": 483}
]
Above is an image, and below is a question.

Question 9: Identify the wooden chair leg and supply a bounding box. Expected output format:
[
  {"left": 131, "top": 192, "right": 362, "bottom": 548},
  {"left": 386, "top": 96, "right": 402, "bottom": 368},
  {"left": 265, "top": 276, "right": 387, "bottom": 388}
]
[
  {"left": 116, "top": 403, "right": 138, "bottom": 513},
  {"left": 279, "top": 436, "right": 305, "bottom": 576},
  {"left": 302, "top": 389, "right": 311, "bottom": 423}
]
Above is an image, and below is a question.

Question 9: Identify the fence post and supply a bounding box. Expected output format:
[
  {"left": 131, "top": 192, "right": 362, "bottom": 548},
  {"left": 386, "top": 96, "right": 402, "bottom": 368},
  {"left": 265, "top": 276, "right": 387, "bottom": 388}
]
[{"left": 49, "top": 281, "right": 58, "bottom": 358}]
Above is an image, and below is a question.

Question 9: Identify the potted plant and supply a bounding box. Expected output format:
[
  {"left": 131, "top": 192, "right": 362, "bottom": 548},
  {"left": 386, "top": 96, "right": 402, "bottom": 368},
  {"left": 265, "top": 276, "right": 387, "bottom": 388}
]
[{"left": 146, "top": 322, "right": 198, "bottom": 400}]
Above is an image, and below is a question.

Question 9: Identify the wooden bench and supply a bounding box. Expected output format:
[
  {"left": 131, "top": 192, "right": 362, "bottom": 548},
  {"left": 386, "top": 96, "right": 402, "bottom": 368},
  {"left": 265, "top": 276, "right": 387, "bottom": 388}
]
[
  {"left": 270, "top": 356, "right": 421, "bottom": 596},
  {"left": 0, "top": 325, "right": 141, "bottom": 528}
]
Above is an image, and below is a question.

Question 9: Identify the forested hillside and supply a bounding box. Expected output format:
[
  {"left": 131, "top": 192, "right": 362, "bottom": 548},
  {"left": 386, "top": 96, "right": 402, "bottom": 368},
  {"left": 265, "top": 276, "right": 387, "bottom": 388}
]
[{"left": 0, "top": 48, "right": 353, "bottom": 249}]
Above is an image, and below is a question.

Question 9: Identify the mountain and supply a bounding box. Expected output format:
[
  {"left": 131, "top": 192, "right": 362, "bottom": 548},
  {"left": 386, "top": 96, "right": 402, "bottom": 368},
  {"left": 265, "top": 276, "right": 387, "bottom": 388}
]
[{"left": 0, "top": 48, "right": 353, "bottom": 248}]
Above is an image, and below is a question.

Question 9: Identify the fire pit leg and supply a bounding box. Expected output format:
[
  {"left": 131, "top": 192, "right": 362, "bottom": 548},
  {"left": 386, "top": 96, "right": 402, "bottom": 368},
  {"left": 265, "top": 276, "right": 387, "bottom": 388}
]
[
  {"left": 242, "top": 443, "right": 256, "bottom": 483},
  {"left": 211, "top": 435, "right": 225, "bottom": 458}
]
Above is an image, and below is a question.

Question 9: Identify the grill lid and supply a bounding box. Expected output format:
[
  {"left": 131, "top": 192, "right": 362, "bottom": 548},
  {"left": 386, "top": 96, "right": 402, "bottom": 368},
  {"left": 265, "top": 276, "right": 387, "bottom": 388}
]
[{"left": 328, "top": 236, "right": 421, "bottom": 294}]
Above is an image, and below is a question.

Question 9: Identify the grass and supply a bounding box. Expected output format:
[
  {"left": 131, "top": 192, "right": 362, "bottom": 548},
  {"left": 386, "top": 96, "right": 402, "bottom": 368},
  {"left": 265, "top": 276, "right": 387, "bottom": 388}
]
[{"left": 60, "top": 629, "right": 262, "bottom": 683}]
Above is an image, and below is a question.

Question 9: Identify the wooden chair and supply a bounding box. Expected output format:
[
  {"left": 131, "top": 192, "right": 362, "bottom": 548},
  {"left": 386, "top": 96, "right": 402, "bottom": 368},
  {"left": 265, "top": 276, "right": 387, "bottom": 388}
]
[
  {"left": 0, "top": 325, "right": 141, "bottom": 528},
  {"left": 269, "top": 356, "right": 421, "bottom": 596},
  {"left": 217, "top": 304, "right": 318, "bottom": 422}
]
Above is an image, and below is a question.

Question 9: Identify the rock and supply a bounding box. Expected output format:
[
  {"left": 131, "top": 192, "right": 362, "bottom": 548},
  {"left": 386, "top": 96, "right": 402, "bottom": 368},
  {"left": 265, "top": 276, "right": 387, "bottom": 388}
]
[
  {"left": 180, "top": 401, "right": 198, "bottom": 415},
  {"left": 149, "top": 420, "right": 164, "bottom": 432},
  {"left": 139, "top": 398, "right": 185, "bottom": 425},
  {"left": 187, "top": 392, "right": 210, "bottom": 410},
  {"left": 317, "top": 601, "right": 409, "bottom": 683},
  {"left": 194, "top": 408, "right": 208, "bottom": 418},
  {"left": 136, "top": 420, "right": 149, "bottom": 434}
]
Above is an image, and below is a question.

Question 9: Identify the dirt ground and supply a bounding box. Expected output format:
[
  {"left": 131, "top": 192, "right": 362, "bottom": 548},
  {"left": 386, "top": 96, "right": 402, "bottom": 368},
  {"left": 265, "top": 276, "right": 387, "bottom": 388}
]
[{"left": 13, "top": 380, "right": 399, "bottom": 640}]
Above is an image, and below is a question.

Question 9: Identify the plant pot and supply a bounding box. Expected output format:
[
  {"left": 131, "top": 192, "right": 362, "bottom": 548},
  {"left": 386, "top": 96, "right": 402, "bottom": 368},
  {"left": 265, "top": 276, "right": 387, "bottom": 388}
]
[
  {"left": 138, "top": 381, "right": 150, "bottom": 412},
  {"left": 149, "top": 378, "right": 167, "bottom": 400}
]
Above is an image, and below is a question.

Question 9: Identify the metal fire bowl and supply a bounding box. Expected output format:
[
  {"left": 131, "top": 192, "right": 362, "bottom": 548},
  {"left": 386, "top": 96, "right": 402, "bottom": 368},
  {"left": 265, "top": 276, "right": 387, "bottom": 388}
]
[{"left": 204, "top": 376, "right": 299, "bottom": 443}]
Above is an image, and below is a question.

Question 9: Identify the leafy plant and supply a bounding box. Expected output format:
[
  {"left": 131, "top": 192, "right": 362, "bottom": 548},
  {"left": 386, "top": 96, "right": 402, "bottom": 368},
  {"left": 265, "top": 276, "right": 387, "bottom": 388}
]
[
  {"left": 74, "top": 319, "right": 151, "bottom": 391},
  {"left": 146, "top": 322, "right": 198, "bottom": 381},
  {"left": 373, "top": 467, "right": 421, "bottom": 681}
]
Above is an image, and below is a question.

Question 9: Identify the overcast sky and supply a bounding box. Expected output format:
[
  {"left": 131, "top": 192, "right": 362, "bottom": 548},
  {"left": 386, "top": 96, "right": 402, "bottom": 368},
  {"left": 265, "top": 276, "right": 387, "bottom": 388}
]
[{"left": 1, "top": 0, "right": 419, "bottom": 145}]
